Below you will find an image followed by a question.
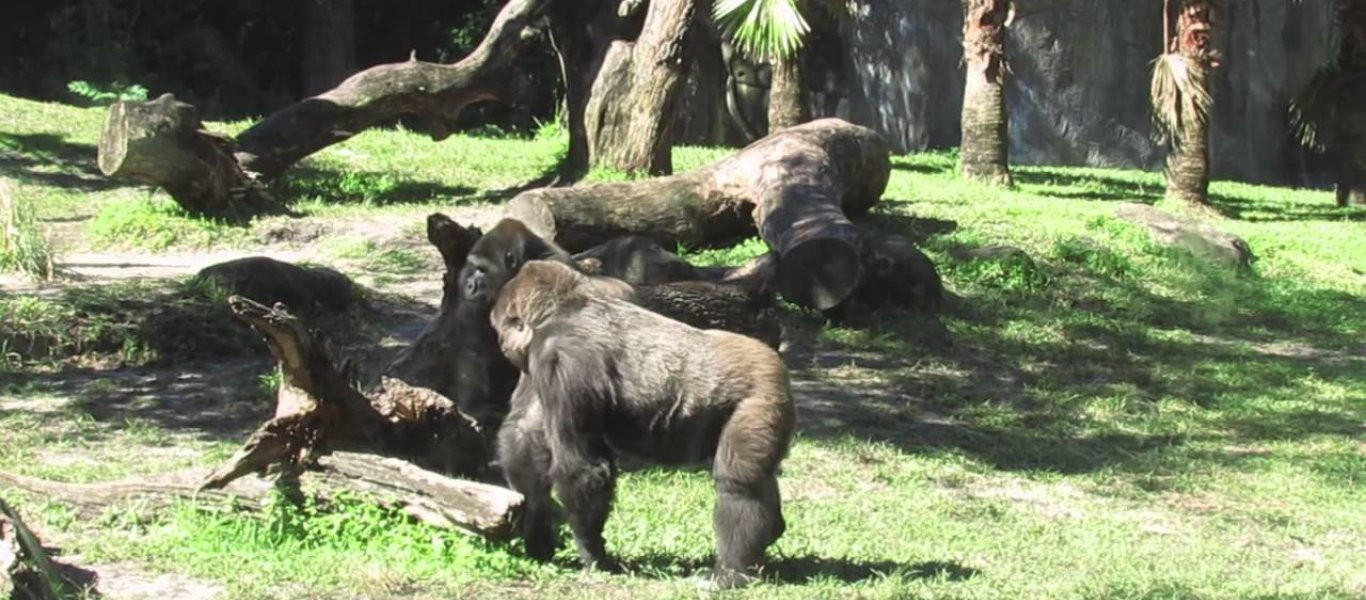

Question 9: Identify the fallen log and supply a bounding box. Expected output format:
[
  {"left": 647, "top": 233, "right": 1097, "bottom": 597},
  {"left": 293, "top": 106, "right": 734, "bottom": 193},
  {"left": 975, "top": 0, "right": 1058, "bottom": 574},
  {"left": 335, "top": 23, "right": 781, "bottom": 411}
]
[
  {"left": 97, "top": 94, "right": 276, "bottom": 219},
  {"left": 96, "top": 0, "right": 550, "bottom": 215},
  {"left": 203, "top": 213, "right": 795, "bottom": 509},
  {"left": 508, "top": 118, "right": 891, "bottom": 309},
  {"left": 0, "top": 453, "right": 523, "bottom": 540}
]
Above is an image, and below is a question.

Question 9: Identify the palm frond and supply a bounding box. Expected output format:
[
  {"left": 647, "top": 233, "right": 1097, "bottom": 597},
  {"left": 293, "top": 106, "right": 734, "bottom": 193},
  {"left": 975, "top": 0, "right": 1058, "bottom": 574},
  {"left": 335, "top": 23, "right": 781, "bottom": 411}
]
[
  {"left": 1288, "top": 64, "right": 1342, "bottom": 152},
  {"left": 1149, "top": 53, "right": 1212, "bottom": 147},
  {"left": 713, "top": 0, "right": 811, "bottom": 61}
]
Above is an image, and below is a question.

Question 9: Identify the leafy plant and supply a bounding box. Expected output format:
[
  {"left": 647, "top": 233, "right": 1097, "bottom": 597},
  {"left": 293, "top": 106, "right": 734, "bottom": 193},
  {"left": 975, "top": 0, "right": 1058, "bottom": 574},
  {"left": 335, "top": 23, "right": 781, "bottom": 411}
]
[
  {"left": 66, "top": 80, "right": 149, "bottom": 106},
  {"left": 1148, "top": 53, "right": 1211, "bottom": 147}
]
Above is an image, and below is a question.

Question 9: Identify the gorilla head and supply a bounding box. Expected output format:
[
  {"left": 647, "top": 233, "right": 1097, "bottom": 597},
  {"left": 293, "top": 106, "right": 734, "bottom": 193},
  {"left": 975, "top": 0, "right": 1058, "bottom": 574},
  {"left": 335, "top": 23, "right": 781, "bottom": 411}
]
[{"left": 458, "top": 219, "right": 571, "bottom": 308}]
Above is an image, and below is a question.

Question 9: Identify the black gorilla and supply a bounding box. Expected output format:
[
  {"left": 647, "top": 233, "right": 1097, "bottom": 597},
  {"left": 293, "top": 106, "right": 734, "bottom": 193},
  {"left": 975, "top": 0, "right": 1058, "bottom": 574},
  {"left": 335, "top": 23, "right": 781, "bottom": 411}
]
[
  {"left": 491, "top": 260, "right": 796, "bottom": 589},
  {"left": 451, "top": 219, "right": 571, "bottom": 433}
]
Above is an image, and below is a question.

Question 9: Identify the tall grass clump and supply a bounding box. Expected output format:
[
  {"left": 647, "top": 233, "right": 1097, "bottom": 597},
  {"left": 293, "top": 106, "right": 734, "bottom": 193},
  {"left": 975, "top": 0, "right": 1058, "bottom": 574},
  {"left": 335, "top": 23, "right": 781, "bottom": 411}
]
[{"left": 0, "top": 180, "right": 56, "bottom": 279}]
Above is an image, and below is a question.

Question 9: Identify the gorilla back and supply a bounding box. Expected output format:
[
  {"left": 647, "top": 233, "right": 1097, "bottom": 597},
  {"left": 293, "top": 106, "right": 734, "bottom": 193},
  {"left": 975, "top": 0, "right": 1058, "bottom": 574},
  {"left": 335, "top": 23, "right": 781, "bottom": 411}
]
[{"left": 492, "top": 260, "right": 795, "bottom": 588}]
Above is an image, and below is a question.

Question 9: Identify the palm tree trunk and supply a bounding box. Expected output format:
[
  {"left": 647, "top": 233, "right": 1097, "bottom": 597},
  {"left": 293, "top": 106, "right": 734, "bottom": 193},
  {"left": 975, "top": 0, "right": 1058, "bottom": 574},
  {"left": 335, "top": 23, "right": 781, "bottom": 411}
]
[
  {"left": 768, "top": 56, "right": 809, "bottom": 131},
  {"left": 1165, "top": 0, "right": 1215, "bottom": 205},
  {"left": 959, "top": 0, "right": 1012, "bottom": 186}
]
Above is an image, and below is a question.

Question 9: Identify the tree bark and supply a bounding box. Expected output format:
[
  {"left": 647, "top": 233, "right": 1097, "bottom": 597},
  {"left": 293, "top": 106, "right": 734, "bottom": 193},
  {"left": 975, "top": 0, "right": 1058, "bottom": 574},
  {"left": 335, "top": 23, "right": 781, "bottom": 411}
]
[
  {"left": 583, "top": 0, "right": 703, "bottom": 175},
  {"left": 1165, "top": 0, "right": 1215, "bottom": 206},
  {"left": 509, "top": 118, "right": 890, "bottom": 310},
  {"left": 767, "top": 56, "right": 809, "bottom": 131},
  {"left": 959, "top": 0, "right": 1012, "bottom": 186}
]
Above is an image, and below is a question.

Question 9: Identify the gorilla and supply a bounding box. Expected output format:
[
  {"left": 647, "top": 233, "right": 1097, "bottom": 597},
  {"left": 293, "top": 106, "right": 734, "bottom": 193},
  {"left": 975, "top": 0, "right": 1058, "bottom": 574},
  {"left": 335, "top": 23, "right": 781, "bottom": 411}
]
[
  {"left": 451, "top": 219, "right": 572, "bottom": 433},
  {"left": 490, "top": 260, "right": 796, "bottom": 589}
]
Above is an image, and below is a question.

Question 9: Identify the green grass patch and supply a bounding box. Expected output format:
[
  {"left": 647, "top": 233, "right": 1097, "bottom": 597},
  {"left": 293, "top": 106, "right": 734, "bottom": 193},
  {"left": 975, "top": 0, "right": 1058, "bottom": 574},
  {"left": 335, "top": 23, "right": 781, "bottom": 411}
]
[
  {"left": 89, "top": 196, "right": 248, "bottom": 250},
  {"left": 2, "top": 94, "right": 1365, "bottom": 598},
  {"left": 72, "top": 494, "right": 541, "bottom": 599}
]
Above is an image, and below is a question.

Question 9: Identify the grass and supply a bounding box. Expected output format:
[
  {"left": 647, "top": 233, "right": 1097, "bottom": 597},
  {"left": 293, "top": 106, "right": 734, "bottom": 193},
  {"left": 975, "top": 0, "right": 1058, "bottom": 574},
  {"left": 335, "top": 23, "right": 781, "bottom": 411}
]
[
  {"left": 0, "top": 178, "right": 57, "bottom": 278},
  {"left": 1, "top": 94, "right": 1365, "bottom": 598}
]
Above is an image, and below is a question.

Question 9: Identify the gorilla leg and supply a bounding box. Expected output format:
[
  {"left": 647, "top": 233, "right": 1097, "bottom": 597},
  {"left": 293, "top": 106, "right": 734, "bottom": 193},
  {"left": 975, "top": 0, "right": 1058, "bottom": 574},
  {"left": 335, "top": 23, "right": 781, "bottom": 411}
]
[
  {"left": 548, "top": 417, "right": 618, "bottom": 570},
  {"left": 498, "top": 406, "right": 557, "bottom": 561},
  {"left": 710, "top": 402, "right": 789, "bottom": 587}
]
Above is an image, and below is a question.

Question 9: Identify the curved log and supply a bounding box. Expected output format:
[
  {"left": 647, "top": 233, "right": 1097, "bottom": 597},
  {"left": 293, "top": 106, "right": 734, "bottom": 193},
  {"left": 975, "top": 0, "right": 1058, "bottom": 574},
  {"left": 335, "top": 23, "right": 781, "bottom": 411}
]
[
  {"left": 1, "top": 453, "right": 522, "bottom": 541},
  {"left": 233, "top": 0, "right": 549, "bottom": 179},
  {"left": 508, "top": 118, "right": 890, "bottom": 309},
  {"left": 97, "top": 0, "right": 550, "bottom": 215}
]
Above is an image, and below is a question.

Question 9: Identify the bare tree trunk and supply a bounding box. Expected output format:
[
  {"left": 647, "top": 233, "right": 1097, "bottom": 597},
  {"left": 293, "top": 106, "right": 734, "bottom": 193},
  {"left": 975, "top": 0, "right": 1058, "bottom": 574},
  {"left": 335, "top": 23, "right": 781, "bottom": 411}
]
[
  {"left": 1165, "top": 0, "right": 1215, "bottom": 206},
  {"left": 301, "top": 0, "right": 357, "bottom": 96},
  {"left": 959, "top": 0, "right": 1012, "bottom": 186},
  {"left": 584, "top": 0, "right": 703, "bottom": 175},
  {"left": 767, "top": 56, "right": 808, "bottom": 131},
  {"left": 1335, "top": 0, "right": 1366, "bottom": 206}
]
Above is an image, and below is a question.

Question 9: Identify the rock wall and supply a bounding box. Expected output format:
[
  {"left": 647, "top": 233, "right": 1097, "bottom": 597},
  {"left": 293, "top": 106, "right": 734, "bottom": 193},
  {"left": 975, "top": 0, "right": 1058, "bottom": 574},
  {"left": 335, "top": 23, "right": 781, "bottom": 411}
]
[{"left": 683, "top": 0, "right": 1336, "bottom": 186}]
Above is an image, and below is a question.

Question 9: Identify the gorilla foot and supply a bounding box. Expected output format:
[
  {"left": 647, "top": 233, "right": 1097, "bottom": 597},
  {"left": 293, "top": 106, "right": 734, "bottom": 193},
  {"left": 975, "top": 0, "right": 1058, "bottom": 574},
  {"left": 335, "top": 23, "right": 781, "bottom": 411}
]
[{"left": 698, "top": 567, "right": 758, "bottom": 591}]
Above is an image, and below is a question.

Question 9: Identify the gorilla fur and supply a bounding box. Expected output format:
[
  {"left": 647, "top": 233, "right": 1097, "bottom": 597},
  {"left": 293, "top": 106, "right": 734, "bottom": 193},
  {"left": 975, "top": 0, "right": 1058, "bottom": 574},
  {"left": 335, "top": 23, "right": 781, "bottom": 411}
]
[
  {"left": 451, "top": 218, "right": 574, "bottom": 433},
  {"left": 491, "top": 260, "right": 796, "bottom": 588}
]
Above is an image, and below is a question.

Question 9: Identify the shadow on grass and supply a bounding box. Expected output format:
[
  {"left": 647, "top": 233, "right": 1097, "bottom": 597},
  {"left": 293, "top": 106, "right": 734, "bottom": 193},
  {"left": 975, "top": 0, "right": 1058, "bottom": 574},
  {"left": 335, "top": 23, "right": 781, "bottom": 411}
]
[
  {"left": 1208, "top": 190, "right": 1366, "bottom": 222},
  {"left": 0, "top": 285, "right": 431, "bottom": 442},
  {"left": 0, "top": 131, "right": 118, "bottom": 191},
  {"left": 617, "top": 553, "right": 977, "bottom": 586},
  {"left": 271, "top": 165, "right": 478, "bottom": 206},
  {"left": 766, "top": 556, "right": 979, "bottom": 584},
  {"left": 785, "top": 226, "right": 1366, "bottom": 476},
  {"left": 1013, "top": 169, "right": 1163, "bottom": 203}
]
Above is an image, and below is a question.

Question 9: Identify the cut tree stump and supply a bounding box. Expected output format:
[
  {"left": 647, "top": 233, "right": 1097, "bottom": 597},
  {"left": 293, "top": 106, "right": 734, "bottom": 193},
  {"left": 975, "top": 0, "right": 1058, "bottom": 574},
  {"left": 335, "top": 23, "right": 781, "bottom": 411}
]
[
  {"left": 0, "top": 453, "right": 523, "bottom": 541},
  {"left": 97, "top": 94, "right": 276, "bottom": 219},
  {"left": 508, "top": 118, "right": 891, "bottom": 309}
]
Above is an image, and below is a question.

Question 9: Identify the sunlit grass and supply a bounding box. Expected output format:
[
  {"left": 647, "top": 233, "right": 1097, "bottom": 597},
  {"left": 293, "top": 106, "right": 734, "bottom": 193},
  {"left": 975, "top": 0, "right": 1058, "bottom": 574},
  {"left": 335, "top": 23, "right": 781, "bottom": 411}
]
[{"left": 1, "top": 94, "right": 1363, "bottom": 598}]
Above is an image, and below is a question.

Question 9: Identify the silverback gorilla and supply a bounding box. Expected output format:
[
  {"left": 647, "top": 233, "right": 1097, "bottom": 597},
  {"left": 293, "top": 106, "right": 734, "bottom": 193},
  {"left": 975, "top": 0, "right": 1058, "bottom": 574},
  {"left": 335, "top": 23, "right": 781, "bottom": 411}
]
[
  {"left": 490, "top": 260, "right": 796, "bottom": 589},
  {"left": 452, "top": 219, "right": 572, "bottom": 433}
]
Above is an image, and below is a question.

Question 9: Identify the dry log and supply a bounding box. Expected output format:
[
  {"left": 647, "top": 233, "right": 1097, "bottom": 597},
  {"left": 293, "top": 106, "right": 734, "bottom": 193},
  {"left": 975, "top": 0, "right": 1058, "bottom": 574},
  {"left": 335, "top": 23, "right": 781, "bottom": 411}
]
[
  {"left": 822, "top": 234, "right": 944, "bottom": 321},
  {"left": 201, "top": 295, "right": 487, "bottom": 491},
  {"left": 1, "top": 497, "right": 87, "bottom": 599},
  {"left": 508, "top": 118, "right": 890, "bottom": 309},
  {"left": 381, "top": 214, "right": 483, "bottom": 399},
  {"left": 0, "top": 453, "right": 522, "bottom": 540},
  {"left": 97, "top": 94, "right": 275, "bottom": 219}
]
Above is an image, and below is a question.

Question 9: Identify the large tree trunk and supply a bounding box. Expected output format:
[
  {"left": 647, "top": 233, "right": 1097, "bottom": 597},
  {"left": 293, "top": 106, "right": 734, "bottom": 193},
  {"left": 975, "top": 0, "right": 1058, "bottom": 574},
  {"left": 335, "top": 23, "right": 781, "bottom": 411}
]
[
  {"left": 1335, "top": 0, "right": 1366, "bottom": 206},
  {"left": 509, "top": 118, "right": 890, "bottom": 309},
  {"left": 583, "top": 0, "right": 703, "bottom": 175},
  {"left": 959, "top": 0, "right": 1012, "bottom": 186},
  {"left": 767, "top": 55, "right": 809, "bottom": 131},
  {"left": 96, "top": 0, "right": 550, "bottom": 215},
  {"left": 546, "top": 1, "right": 619, "bottom": 176},
  {"left": 301, "top": 0, "right": 357, "bottom": 96},
  {"left": 1165, "top": 0, "right": 1215, "bottom": 206}
]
